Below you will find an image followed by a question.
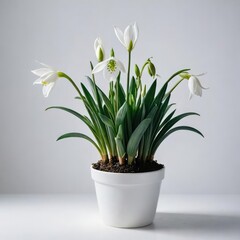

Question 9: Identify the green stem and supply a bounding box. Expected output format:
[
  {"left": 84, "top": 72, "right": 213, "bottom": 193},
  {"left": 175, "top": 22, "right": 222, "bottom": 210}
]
[
  {"left": 116, "top": 77, "right": 119, "bottom": 112},
  {"left": 109, "top": 81, "right": 114, "bottom": 104},
  {"left": 126, "top": 51, "right": 131, "bottom": 103},
  {"left": 167, "top": 78, "right": 184, "bottom": 95},
  {"left": 138, "top": 60, "right": 149, "bottom": 93},
  {"left": 140, "top": 61, "right": 149, "bottom": 78},
  {"left": 58, "top": 72, "right": 83, "bottom": 98}
]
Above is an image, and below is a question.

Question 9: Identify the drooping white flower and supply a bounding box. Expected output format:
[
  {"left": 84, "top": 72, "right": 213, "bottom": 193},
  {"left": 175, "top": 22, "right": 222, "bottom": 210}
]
[
  {"left": 94, "top": 37, "right": 104, "bottom": 62},
  {"left": 32, "top": 62, "right": 59, "bottom": 97},
  {"left": 114, "top": 23, "right": 138, "bottom": 51},
  {"left": 188, "top": 75, "right": 208, "bottom": 99},
  {"left": 92, "top": 57, "right": 125, "bottom": 81}
]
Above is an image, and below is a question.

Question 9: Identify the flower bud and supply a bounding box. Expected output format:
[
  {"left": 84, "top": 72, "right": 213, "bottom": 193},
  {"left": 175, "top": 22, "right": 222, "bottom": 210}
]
[
  {"left": 98, "top": 48, "right": 104, "bottom": 62},
  {"left": 148, "top": 62, "right": 156, "bottom": 77},
  {"left": 128, "top": 40, "right": 133, "bottom": 52},
  {"left": 94, "top": 37, "right": 104, "bottom": 62},
  {"left": 135, "top": 64, "right": 140, "bottom": 78}
]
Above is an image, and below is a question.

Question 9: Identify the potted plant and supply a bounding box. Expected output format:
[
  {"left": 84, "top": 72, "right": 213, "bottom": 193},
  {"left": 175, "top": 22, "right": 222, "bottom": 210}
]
[{"left": 32, "top": 23, "right": 207, "bottom": 228}]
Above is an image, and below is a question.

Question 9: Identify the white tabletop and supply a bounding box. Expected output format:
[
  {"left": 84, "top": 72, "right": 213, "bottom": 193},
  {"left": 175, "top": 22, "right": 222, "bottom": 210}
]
[{"left": 0, "top": 194, "right": 239, "bottom": 240}]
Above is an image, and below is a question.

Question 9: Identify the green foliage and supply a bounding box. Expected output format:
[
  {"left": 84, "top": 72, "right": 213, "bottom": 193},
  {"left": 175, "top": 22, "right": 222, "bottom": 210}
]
[
  {"left": 127, "top": 118, "right": 152, "bottom": 164},
  {"left": 47, "top": 59, "right": 203, "bottom": 164},
  {"left": 57, "top": 132, "right": 102, "bottom": 155}
]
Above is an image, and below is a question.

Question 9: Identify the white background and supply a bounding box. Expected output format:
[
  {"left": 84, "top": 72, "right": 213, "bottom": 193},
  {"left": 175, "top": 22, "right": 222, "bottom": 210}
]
[{"left": 0, "top": 0, "right": 240, "bottom": 194}]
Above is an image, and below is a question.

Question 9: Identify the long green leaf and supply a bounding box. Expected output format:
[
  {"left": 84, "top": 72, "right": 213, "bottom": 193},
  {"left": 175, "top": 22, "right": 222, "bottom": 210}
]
[
  {"left": 57, "top": 132, "right": 102, "bottom": 154},
  {"left": 161, "top": 112, "right": 200, "bottom": 136},
  {"left": 81, "top": 88, "right": 111, "bottom": 156},
  {"left": 126, "top": 103, "right": 133, "bottom": 138},
  {"left": 81, "top": 83, "right": 99, "bottom": 113},
  {"left": 106, "top": 126, "right": 116, "bottom": 157},
  {"left": 98, "top": 87, "right": 115, "bottom": 119},
  {"left": 86, "top": 76, "right": 103, "bottom": 106},
  {"left": 152, "top": 94, "right": 171, "bottom": 137},
  {"left": 76, "top": 88, "right": 109, "bottom": 156},
  {"left": 129, "top": 76, "right": 137, "bottom": 100},
  {"left": 103, "top": 105, "right": 111, "bottom": 118},
  {"left": 117, "top": 80, "right": 126, "bottom": 107},
  {"left": 133, "top": 99, "right": 145, "bottom": 129},
  {"left": 115, "top": 102, "right": 128, "bottom": 130},
  {"left": 151, "top": 112, "right": 200, "bottom": 154},
  {"left": 115, "top": 126, "right": 126, "bottom": 158},
  {"left": 116, "top": 124, "right": 124, "bottom": 139},
  {"left": 146, "top": 104, "right": 158, "bottom": 119},
  {"left": 152, "top": 81, "right": 168, "bottom": 107},
  {"left": 115, "top": 138, "right": 125, "bottom": 158},
  {"left": 158, "top": 109, "right": 176, "bottom": 131},
  {"left": 137, "top": 103, "right": 146, "bottom": 158},
  {"left": 48, "top": 104, "right": 107, "bottom": 156},
  {"left": 46, "top": 106, "right": 95, "bottom": 133},
  {"left": 151, "top": 126, "right": 204, "bottom": 155},
  {"left": 141, "top": 105, "right": 158, "bottom": 161},
  {"left": 127, "top": 118, "right": 152, "bottom": 164},
  {"left": 143, "top": 79, "right": 157, "bottom": 113},
  {"left": 165, "top": 103, "right": 176, "bottom": 114},
  {"left": 84, "top": 104, "right": 108, "bottom": 154},
  {"left": 99, "top": 113, "right": 115, "bottom": 131}
]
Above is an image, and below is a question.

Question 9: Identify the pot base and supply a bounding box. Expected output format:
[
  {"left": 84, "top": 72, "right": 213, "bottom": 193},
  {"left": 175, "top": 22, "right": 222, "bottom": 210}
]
[{"left": 104, "top": 220, "right": 154, "bottom": 229}]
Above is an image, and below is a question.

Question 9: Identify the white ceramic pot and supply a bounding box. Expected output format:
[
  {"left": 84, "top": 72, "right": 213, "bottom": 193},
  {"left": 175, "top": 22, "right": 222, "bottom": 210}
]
[{"left": 91, "top": 166, "right": 165, "bottom": 228}]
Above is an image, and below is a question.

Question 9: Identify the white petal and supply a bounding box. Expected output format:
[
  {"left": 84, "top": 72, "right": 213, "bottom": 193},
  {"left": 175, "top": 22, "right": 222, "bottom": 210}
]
[
  {"left": 35, "top": 60, "right": 55, "bottom": 70},
  {"left": 94, "top": 38, "right": 98, "bottom": 52},
  {"left": 133, "top": 22, "right": 139, "bottom": 46},
  {"left": 188, "top": 77, "right": 195, "bottom": 95},
  {"left": 33, "top": 77, "right": 42, "bottom": 85},
  {"left": 99, "top": 38, "right": 103, "bottom": 47},
  {"left": 195, "top": 77, "right": 208, "bottom": 89},
  {"left": 115, "top": 58, "right": 126, "bottom": 72},
  {"left": 103, "top": 67, "right": 119, "bottom": 81},
  {"left": 189, "top": 76, "right": 202, "bottom": 96},
  {"left": 31, "top": 68, "right": 53, "bottom": 77},
  {"left": 95, "top": 46, "right": 100, "bottom": 58},
  {"left": 42, "top": 72, "right": 58, "bottom": 83},
  {"left": 111, "top": 69, "right": 120, "bottom": 79},
  {"left": 195, "top": 84, "right": 202, "bottom": 96},
  {"left": 42, "top": 82, "right": 55, "bottom": 97},
  {"left": 92, "top": 59, "right": 109, "bottom": 74},
  {"left": 194, "top": 72, "right": 207, "bottom": 77},
  {"left": 114, "top": 26, "right": 125, "bottom": 47},
  {"left": 124, "top": 25, "right": 134, "bottom": 49},
  {"left": 187, "top": 75, "right": 207, "bottom": 98},
  {"left": 94, "top": 37, "right": 102, "bottom": 52}
]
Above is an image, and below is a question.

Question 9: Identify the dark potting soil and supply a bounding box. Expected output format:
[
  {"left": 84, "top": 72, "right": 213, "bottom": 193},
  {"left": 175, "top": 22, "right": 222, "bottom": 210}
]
[{"left": 92, "top": 159, "right": 164, "bottom": 173}]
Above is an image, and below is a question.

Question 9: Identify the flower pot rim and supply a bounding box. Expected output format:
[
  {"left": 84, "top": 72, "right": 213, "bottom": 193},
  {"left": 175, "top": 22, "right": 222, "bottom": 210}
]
[{"left": 91, "top": 164, "right": 165, "bottom": 176}]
